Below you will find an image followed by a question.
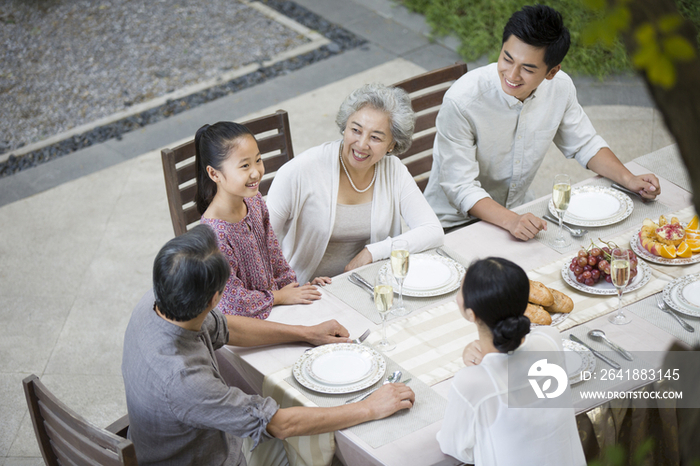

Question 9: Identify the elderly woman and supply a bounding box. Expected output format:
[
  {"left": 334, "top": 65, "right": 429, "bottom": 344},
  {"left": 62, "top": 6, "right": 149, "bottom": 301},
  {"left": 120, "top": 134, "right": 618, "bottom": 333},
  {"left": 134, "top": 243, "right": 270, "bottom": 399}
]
[{"left": 267, "top": 83, "right": 444, "bottom": 284}]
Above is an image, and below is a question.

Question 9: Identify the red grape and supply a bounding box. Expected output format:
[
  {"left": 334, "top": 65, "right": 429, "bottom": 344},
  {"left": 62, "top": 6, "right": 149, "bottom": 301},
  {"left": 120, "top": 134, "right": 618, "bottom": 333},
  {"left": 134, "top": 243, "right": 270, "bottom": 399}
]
[
  {"left": 574, "top": 266, "right": 583, "bottom": 275},
  {"left": 578, "top": 257, "right": 588, "bottom": 267},
  {"left": 591, "top": 269, "right": 601, "bottom": 281},
  {"left": 590, "top": 248, "right": 602, "bottom": 257},
  {"left": 583, "top": 265, "right": 592, "bottom": 272},
  {"left": 576, "top": 274, "right": 586, "bottom": 284},
  {"left": 605, "top": 274, "right": 613, "bottom": 283},
  {"left": 578, "top": 250, "right": 588, "bottom": 258},
  {"left": 588, "top": 256, "right": 598, "bottom": 266},
  {"left": 584, "top": 278, "right": 595, "bottom": 286}
]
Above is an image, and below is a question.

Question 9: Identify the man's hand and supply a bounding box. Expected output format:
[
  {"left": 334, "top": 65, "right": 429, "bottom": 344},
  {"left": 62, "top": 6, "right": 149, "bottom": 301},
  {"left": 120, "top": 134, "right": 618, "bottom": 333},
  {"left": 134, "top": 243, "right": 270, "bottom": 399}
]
[
  {"left": 462, "top": 340, "right": 483, "bottom": 366},
  {"left": 273, "top": 282, "right": 322, "bottom": 305},
  {"left": 344, "top": 248, "right": 373, "bottom": 273},
  {"left": 362, "top": 383, "right": 415, "bottom": 420},
  {"left": 505, "top": 212, "right": 547, "bottom": 241},
  {"left": 625, "top": 173, "right": 661, "bottom": 199},
  {"left": 304, "top": 319, "right": 351, "bottom": 346}
]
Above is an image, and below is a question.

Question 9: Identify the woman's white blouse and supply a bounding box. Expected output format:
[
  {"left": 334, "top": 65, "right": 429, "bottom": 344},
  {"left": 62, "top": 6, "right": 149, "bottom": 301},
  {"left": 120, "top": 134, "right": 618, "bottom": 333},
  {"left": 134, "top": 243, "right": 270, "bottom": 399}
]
[
  {"left": 267, "top": 139, "right": 444, "bottom": 284},
  {"left": 437, "top": 326, "right": 586, "bottom": 466}
]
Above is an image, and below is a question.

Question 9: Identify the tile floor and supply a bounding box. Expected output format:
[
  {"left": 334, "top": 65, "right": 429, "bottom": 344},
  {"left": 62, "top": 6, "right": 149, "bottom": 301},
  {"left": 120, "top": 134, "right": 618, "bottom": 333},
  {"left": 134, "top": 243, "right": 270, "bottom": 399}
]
[{"left": 0, "top": 57, "right": 673, "bottom": 464}]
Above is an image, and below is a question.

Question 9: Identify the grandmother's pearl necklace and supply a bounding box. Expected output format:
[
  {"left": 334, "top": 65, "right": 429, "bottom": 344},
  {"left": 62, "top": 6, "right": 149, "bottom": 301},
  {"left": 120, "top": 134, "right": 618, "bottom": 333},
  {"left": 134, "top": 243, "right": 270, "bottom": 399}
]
[{"left": 339, "top": 143, "right": 377, "bottom": 194}]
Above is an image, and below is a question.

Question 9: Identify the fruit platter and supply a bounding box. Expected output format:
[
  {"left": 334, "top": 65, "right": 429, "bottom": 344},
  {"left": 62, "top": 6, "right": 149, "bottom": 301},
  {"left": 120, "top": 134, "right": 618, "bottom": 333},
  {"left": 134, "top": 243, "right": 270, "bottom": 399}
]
[
  {"left": 561, "top": 241, "right": 651, "bottom": 295},
  {"left": 630, "top": 214, "right": 700, "bottom": 265}
]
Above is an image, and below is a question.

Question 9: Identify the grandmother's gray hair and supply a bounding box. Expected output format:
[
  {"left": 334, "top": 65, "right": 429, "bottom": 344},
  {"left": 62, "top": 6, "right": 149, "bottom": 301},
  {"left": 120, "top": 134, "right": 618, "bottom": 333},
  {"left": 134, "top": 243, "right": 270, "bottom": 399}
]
[{"left": 335, "top": 83, "right": 415, "bottom": 155}]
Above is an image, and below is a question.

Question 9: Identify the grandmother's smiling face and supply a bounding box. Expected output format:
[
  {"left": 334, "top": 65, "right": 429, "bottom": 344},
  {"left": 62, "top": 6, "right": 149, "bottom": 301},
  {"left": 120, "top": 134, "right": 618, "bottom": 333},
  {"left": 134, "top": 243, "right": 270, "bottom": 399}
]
[{"left": 341, "top": 106, "right": 395, "bottom": 172}]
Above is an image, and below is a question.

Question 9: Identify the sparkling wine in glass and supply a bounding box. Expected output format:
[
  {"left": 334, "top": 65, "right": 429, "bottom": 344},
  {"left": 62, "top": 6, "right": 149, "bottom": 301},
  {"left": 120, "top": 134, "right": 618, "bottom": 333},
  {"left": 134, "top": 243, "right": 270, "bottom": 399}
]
[
  {"left": 552, "top": 174, "right": 572, "bottom": 248},
  {"left": 390, "top": 239, "right": 410, "bottom": 317},
  {"left": 374, "top": 270, "right": 396, "bottom": 352},
  {"left": 608, "top": 249, "right": 632, "bottom": 325}
]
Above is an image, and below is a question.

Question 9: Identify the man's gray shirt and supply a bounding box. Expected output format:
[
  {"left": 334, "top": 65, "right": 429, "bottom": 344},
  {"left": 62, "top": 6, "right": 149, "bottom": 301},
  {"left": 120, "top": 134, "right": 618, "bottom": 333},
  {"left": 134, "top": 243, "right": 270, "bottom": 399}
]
[{"left": 122, "top": 290, "right": 279, "bottom": 466}]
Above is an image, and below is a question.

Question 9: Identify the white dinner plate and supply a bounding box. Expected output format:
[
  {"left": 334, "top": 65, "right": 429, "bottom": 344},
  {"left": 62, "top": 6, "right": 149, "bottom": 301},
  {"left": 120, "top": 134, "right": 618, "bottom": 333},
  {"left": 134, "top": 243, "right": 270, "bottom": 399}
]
[
  {"left": 561, "top": 258, "right": 651, "bottom": 296},
  {"left": 306, "top": 346, "right": 377, "bottom": 385},
  {"left": 663, "top": 274, "right": 700, "bottom": 318},
  {"left": 563, "top": 339, "right": 596, "bottom": 385},
  {"left": 379, "top": 253, "right": 466, "bottom": 297},
  {"left": 630, "top": 230, "right": 700, "bottom": 266},
  {"left": 292, "top": 343, "right": 386, "bottom": 394},
  {"left": 549, "top": 186, "right": 633, "bottom": 227}
]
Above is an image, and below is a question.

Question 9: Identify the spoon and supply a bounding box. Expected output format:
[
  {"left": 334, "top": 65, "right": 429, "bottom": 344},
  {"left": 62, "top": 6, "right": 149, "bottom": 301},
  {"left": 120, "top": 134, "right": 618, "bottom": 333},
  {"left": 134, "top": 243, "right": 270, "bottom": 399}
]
[
  {"left": 542, "top": 213, "right": 588, "bottom": 238},
  {"left": 587, "top": 329, "right": 634, "bottom": 361},
  {"left": 345, "top": 370, "right": 402, "bottom": 404}
]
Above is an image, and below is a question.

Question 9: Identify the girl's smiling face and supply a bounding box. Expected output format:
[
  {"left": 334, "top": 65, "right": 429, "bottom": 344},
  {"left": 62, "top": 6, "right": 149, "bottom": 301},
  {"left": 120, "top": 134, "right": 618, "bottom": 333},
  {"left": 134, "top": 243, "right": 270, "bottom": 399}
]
[{"left": 207, "top": 134, "right": 264, "bottom": 199}]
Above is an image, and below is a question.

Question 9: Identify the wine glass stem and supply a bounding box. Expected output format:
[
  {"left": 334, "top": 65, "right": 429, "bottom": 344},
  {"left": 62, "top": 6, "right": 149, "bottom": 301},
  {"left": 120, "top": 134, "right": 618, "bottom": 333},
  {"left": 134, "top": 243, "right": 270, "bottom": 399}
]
[
  {"left": 398, "top": 279, "right": 404, "bottom": 309},
  {"left": 617, "top": 290, "right": 623, "bottom": 317},
  {"left": 558, "top": 212, "right": 564, "bottom": 240},
  {"left": 381, "top": 313, "right": 388, "bottom": 344}
]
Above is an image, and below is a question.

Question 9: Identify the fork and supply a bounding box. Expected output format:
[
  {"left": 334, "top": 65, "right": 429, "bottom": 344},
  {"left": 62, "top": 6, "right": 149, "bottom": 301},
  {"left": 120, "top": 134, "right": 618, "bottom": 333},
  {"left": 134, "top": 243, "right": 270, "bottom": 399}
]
[
  {"left": 542, "top": 214, "right": 588, "bottom": 238},
  {"left": 655, "top": 294, "right": 695, "bottom": 332},
  {"left": 353, "top": 329, "right": 371, "bottom": 345}
]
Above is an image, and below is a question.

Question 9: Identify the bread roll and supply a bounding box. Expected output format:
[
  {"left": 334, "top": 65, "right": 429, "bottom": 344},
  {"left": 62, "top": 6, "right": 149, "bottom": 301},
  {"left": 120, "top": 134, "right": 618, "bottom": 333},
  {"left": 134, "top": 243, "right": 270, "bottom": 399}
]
[
  {"left": 544, "top": 289, "right": 574, "bottom": 314},
  {"left": 525, "top": 303, "right": 552, "bottom": 326},
  {"left": 529, "top": 280, "right": 554, "bottom": 307}
]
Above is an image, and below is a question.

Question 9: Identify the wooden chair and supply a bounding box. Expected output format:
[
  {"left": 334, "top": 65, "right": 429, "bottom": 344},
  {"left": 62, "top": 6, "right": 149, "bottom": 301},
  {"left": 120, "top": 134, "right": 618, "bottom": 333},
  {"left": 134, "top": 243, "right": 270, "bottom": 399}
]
[
  {"left": 23, "top": 374, "right": 137, "bottom": 466},
  {"left": 392, "top": 62, "right": 468, "bottom": 192},
  {"left": 161, "top": 109, "right": 295, "bottom": 236}
]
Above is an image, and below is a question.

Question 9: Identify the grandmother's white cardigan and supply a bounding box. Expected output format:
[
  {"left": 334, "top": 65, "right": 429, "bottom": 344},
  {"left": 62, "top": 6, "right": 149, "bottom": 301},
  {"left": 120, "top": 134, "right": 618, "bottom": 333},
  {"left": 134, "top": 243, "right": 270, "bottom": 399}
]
[{"left": 267, "top": 139, "right": 444, "bottom": 284}]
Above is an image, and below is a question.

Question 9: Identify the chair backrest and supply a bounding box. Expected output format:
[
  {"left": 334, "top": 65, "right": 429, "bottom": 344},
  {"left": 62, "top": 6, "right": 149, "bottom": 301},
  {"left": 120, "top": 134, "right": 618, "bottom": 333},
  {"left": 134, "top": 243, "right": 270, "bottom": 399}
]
[
  {"left": 23, "top": 374, "right": 137, "bottom": 466},
  {"left": 161, "top": 109, "right": 295, "bottom": 236},
  {"left": 392, "top": 62, "right": 468, "bottom": 192}
]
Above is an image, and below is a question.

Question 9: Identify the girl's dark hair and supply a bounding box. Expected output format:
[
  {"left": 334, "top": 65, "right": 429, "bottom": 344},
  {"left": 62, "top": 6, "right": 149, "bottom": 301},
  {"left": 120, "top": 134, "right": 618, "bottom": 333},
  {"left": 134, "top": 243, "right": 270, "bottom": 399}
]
[
  {"left": 461, "top": 257, "right": 531, "bottom": 353},
  {"left": 502, "top": 5, "right": 571, "bottom": 70},
  {"left": 194, "top": 122, "right": 255, "bottom": 215},
  {"left": 153, "top": 225, "right": 230, "bottom": 322}
]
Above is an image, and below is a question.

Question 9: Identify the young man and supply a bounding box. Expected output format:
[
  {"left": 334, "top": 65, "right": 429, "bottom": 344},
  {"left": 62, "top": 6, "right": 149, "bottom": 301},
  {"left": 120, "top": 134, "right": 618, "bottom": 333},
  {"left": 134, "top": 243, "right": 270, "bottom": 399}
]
[
  {"left": 424, "top": 5, "right": 660, "bottom": 240},
  {"left": 122, "top": 225, "right": 414, "bottom": 466}
]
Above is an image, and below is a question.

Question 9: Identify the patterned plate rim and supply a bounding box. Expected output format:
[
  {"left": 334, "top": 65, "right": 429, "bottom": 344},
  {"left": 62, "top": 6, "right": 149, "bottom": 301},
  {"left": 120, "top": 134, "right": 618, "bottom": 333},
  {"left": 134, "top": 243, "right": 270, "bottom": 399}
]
[
  {"left": 292, "top": 343, "right": 386, "bottom": 394},
  {"left": 663, "top": 274, "right": 700, "bottom": 318},
  {"left": 379, "top": 253, "right": 466, "bottom": 298},
  {"left": 305, "top": 345, "right": 378, "bottom": 385},
  {"left": 560, "top": 258, "right": 651, "bottom": 296},
  {"left": 629, "top": 230, "right": 700, "bottom": 266},
  {"left": 563, "top": 339, "right": 596, "bottom": 385},
  {"left": 530, "top": 311, "right": 569, "bottom": 328},
  {"left": 548, "top": 185, "right": 633, "bottom": 227}
]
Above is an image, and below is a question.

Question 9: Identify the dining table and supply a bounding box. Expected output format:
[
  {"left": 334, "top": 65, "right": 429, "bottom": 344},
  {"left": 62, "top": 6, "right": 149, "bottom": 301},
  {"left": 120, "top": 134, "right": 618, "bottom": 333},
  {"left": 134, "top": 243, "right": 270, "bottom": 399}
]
[{"left": 217, "top": 144, "right": 697, "bottom": 466}]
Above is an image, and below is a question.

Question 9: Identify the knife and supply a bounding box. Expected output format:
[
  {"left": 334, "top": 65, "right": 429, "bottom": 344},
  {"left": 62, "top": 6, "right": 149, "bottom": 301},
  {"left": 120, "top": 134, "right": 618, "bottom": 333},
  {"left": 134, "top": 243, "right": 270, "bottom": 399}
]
[
  {"left": 350, "top": 273, "right": 374, "bottom": 293},
  {"left": 569, "top": 334, "right": 621, "bottom": 369},
  {"left": 542, "top": 213, "right": 578, "bottom": 229},
  {"left": 611, "top": 183, "right": 654, "bottom": 203}
]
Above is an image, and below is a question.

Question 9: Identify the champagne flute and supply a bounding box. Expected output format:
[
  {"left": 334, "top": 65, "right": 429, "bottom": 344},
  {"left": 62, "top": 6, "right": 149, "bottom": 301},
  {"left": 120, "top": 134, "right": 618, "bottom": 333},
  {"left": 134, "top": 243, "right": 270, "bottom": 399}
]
[
  {"left": 374, "top": 269, "right": 396, "bottom": 352},
  {"left": 608, "top": 249, "right": 632, "bottom": 325},
  {"left": 552, "top": 174, "right": 572, "bottom": 248},
  {"left": 390, "top": 239, "right": 410, "bottom": 316}
]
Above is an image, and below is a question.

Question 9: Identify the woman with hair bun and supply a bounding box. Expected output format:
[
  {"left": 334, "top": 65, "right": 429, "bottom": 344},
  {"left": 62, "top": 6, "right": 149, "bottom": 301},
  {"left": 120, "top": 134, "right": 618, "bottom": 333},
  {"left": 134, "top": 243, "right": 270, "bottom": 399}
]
[{"left": 437, "top": 257, "right": 585, "bottom": 465}]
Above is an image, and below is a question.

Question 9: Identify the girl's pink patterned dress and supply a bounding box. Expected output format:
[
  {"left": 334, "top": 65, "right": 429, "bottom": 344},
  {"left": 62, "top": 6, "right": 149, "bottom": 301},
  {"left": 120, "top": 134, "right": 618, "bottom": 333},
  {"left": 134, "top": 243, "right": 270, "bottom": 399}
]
[{"left": 201, "top": 193, "right": 297, "bottom": 319}]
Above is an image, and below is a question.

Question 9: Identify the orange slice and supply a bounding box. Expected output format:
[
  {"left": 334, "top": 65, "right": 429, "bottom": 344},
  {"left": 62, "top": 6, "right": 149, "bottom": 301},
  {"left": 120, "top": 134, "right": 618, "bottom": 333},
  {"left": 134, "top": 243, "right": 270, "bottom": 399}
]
[
  {"left": 659, "top": 244, "right": 677, "bottom": 259},
  {"left": 677, "top": 242, "right": 692, "bottom": 258},
  {"left": 686, "top": 238, "right": 700, "bottom": 253},
  {"left": 687, "top": 215, "right": 699, "bottom": 231},
  {"left": 685, "top": 229, "right": 700, "bottom": 239}
]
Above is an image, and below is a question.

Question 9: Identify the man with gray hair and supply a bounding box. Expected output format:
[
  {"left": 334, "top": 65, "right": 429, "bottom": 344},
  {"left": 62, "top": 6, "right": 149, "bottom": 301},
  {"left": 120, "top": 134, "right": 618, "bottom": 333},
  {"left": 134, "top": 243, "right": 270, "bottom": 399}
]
[{"left": 122, "top": 225, "right": 414, "bottom": 465}]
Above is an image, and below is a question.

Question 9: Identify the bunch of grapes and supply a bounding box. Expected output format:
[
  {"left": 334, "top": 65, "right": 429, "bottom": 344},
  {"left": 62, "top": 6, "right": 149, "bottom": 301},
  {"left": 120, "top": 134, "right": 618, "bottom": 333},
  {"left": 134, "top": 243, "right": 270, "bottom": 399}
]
[{"left": 569, "top": 242, "right": 638, "bottom": 286}]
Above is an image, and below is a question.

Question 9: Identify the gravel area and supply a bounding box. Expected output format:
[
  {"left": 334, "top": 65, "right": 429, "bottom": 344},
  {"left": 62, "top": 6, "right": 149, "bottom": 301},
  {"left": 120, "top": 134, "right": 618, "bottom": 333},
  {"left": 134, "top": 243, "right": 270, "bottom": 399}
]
[{"left": 0, "top": 0, "right": 309, "bottom": 155}]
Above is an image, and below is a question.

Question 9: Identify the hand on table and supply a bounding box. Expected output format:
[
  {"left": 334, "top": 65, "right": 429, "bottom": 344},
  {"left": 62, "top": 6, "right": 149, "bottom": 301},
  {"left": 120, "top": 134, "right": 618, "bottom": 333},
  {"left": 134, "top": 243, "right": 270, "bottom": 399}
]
[
  {"left": 625, "top": 173, "right": 661, "bottom": 199},
  {"left": 344, "top": 248, "right": 373, "bottom": 273},
  {"left": 363, "top": 383, "right": 415, "bottom": 420},
  {"left": 312, "top": 276, "right": 332, "bottom": 286},
  {"left": 273, "top": 282, "right": 322, "bottom": 305},
  {"left": 463, "top": 340, "right": 483, "bottom": 366},
  {"left": 305, "top": 319, "right": 352, "bottom": 346},
  {"left": 506, "top": 212, "right": 547, "bottom": 241}
]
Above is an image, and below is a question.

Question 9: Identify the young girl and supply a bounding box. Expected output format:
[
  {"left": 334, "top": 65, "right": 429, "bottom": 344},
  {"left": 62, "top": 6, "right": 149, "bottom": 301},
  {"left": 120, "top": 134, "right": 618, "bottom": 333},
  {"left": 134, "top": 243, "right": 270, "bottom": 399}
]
[
  {"left": 437, "top": 257, "right": 586, "bottom": 466},
  {"left": 194, "top": 122, "right": 327, "bottom": 319}
]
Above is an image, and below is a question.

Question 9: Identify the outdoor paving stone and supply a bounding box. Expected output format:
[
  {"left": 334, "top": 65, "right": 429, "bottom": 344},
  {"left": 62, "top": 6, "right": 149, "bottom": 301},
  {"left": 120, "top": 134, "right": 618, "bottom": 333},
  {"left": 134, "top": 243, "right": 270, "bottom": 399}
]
[
  {"left": 0, "top": 373, "right": 32, "bottom": 458},
  {"left": 344, "top": 12, "right": 429, "bottom": 56},
  {"left": 400, "top": 43, "right": 463, "bottom": 75}
]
